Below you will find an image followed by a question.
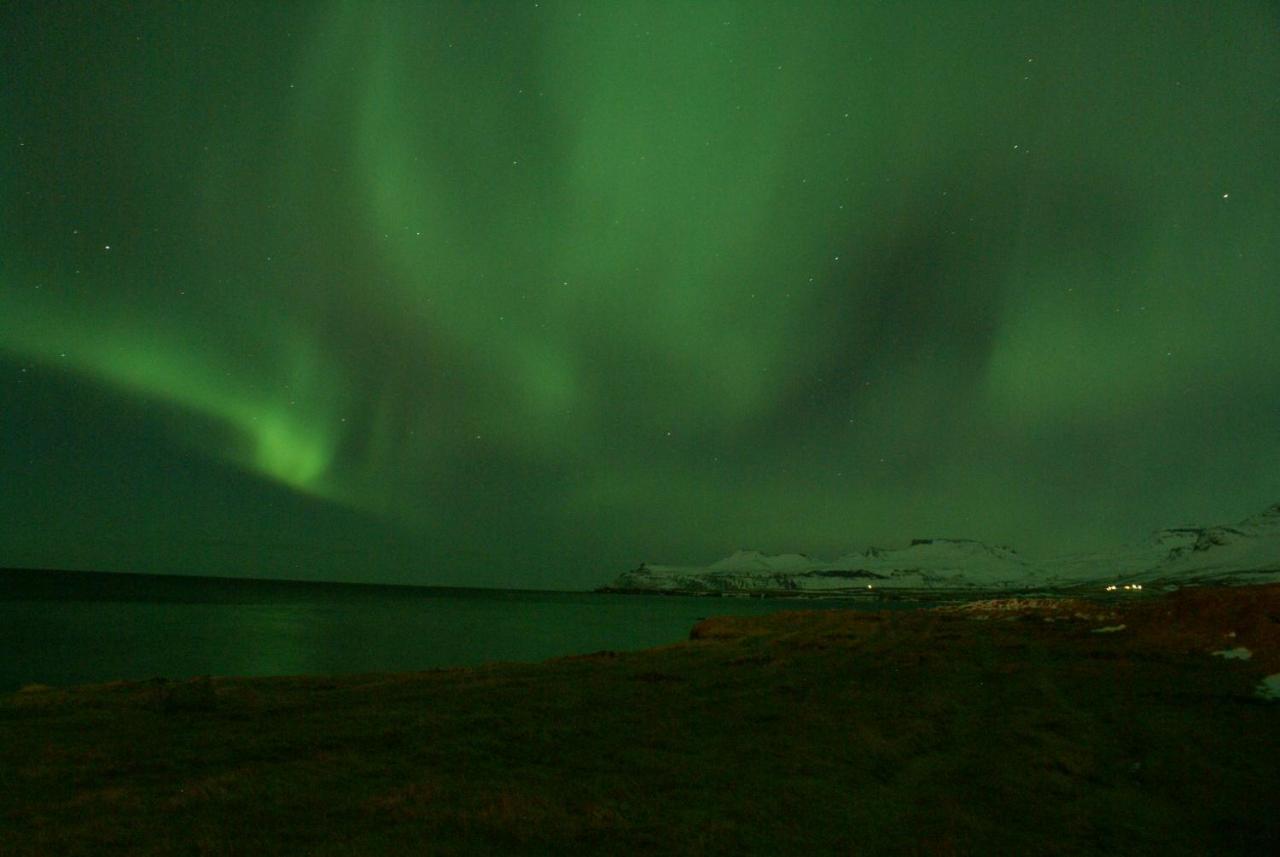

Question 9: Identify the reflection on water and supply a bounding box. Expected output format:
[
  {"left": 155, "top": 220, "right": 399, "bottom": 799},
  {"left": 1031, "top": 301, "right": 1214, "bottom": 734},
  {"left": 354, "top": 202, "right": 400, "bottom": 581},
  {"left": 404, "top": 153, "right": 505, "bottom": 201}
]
[{"left": 0, "top": 569, "right": 919, "bottom": 690}]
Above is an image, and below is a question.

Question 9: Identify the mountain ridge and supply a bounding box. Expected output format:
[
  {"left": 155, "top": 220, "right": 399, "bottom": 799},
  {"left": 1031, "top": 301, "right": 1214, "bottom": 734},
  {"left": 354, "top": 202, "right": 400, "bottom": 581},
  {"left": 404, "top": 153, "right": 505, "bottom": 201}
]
[{"left": 602, "top": 502, "right": 1280, "bottom": 596}]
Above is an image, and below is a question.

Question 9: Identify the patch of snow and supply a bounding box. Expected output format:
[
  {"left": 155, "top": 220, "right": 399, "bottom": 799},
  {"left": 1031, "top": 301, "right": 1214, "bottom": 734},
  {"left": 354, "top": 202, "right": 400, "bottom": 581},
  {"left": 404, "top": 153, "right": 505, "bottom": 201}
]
[
  {"left": 1091, "top": 624, "right": 1127, "bottom": 634},
  {"left": 707, "top": 550, "right": 822, "bottom": 574},
  {"left": 1211, "top": 646, "right": 1253, "bottom": 660},
  {"left": 949, "top": 598, "right": 1068, "bottom": 613},
  {"left": 603, "top": 501, "right": 1280, "bottom": 595},
  {"left": 1256, "top": 674, "right": 1280, "bottom": 701}
]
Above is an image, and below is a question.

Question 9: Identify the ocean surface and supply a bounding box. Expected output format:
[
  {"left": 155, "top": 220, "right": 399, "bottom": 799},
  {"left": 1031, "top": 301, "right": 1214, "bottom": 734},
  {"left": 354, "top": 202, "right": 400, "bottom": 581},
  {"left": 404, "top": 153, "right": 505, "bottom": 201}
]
[{"left": 0, "top": 568, "right": 918, "bottom": 692}]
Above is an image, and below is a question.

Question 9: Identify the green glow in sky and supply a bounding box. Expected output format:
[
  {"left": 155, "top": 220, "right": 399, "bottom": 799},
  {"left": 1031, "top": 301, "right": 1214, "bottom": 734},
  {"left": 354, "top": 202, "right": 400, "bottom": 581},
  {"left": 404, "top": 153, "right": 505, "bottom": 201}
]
[{"left": 3, "top": 2, "right": 1278, "bottom": 586}]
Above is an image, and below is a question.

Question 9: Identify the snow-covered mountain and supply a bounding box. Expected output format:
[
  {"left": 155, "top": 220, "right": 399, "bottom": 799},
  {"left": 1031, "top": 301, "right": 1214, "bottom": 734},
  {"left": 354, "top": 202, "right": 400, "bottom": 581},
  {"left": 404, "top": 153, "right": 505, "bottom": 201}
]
[{"left": 601, "top": 503, "right": 1280, "bottom": 596}]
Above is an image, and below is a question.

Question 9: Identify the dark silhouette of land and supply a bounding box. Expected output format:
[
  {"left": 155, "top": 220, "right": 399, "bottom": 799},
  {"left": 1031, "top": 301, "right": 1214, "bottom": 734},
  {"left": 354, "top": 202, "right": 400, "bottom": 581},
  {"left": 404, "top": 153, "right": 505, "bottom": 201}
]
[{"left": 3, "top": 585, "right": 1278, "bottom": 855}]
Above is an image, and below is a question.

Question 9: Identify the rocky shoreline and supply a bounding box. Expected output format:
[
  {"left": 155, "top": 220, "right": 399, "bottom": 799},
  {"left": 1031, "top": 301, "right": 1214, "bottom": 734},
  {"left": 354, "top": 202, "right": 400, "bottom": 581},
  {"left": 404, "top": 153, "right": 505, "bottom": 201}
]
[{"left": 4, "top": 583, "right": 1279, "bottom": 854}]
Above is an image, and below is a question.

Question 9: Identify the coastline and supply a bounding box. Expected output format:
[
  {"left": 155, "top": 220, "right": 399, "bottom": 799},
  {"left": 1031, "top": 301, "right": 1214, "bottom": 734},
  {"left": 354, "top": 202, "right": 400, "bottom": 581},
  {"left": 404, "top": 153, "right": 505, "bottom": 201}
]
[{"left": 3, "top": 584, "right": 1278, "bottom": 855}]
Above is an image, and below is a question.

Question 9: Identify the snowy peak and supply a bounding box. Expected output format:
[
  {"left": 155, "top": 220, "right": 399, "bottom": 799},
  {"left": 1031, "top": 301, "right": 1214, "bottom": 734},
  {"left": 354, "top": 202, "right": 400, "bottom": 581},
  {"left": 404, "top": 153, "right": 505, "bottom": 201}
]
[
  {"left": 1146, "top": 523, "right": 1261, "bottom": 566},
  {"left": 900, "top": 538, "right": 1021, "bottom": 562},
  {"left": 1146, "top": 528, "right": 1202, "bottom": 551},
  {"left": 707, "top": 550, "right": 821, "bottom": 574},
  {"left": 1239, "top": 503, "right": 1280, "bottom": 533},
  {"left": 603, "top": 502, "right": 1280, "bottom": 595}
]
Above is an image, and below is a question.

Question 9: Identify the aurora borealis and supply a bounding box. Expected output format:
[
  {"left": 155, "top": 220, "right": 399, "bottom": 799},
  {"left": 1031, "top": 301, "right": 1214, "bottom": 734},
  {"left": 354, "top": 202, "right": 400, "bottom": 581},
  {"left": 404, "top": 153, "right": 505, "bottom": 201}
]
[{"left": 3, "top": 2, "right": 1278, "bottom": 588}]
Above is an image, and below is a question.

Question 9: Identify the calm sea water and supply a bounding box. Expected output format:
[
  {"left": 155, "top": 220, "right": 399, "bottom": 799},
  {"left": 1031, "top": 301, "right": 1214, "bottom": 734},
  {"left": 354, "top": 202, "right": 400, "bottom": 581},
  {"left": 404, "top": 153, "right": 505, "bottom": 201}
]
[{"left": 0, "top": 569, "right": 915, "bottom": 692}]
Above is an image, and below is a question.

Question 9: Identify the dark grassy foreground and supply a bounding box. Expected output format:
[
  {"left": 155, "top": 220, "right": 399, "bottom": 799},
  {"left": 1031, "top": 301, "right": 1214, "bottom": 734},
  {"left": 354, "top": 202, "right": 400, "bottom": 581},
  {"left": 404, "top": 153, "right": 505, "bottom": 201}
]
[{"left": 3, "top": 586, "right": 1279, "bottom": 856}]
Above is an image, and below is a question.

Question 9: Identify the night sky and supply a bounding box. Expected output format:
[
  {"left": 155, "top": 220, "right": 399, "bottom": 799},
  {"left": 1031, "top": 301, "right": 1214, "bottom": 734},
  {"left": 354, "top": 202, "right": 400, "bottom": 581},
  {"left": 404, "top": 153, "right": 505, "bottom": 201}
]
[{"left": 3, "top": 2, "right": 1278, "bottom": 588}]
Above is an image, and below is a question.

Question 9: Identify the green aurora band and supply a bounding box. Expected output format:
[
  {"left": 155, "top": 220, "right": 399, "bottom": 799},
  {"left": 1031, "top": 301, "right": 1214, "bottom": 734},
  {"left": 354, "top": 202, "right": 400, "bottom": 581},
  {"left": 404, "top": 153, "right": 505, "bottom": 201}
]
[{"left": 3, "top": 2, "right": 1279, "bottom": 586}]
